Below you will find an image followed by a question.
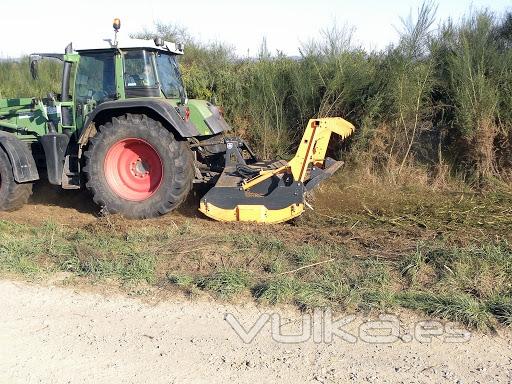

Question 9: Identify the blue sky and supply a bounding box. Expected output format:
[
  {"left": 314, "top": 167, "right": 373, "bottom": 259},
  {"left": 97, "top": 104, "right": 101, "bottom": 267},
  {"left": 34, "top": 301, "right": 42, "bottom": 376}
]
[{"left": 0, "top": 0, "right": 510, "bottom": 57}]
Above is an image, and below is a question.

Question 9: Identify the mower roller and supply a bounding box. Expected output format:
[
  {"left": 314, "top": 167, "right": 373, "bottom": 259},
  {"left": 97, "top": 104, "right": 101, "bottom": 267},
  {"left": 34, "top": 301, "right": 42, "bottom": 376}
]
[
  {"left": 0, "top": 19, "right": 354, "bottom": 224},
  {"left": 199, "top": 117, "right": 354, "bottom": 223}
]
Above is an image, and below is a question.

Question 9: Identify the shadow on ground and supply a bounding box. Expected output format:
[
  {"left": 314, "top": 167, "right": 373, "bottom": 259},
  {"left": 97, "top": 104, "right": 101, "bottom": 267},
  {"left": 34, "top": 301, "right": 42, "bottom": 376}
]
[
  {"left": 28, "top": 180, "right": 210, "bottom": 220},
  {"left": 29, "top": 181, "right": 98, "bottom": 215}
]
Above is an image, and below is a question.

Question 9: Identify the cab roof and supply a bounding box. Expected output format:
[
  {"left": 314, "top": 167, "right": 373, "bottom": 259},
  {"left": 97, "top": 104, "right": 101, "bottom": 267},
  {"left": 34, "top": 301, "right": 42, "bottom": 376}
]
[{"left": 75, "top": 37, "right": 184, "bottom": 55}]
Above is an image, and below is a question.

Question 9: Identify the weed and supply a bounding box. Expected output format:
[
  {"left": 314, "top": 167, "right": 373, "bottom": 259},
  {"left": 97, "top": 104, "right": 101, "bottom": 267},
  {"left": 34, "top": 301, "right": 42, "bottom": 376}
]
[
  {"left": 487, "top": 296, "right": 512, "bottom": 326},
  {"left": 397, "top": 291, "right": 494, "bottom": 330},
  {"left": 263, "top": 257, "right": 287, "bottom": 274},
  {"left": 255, "top": 276, "right": 298, "bottom": 304},
  {"left": 167, "top": 272, "right": 201, "bottom": 296},
  {"left": 0, "top": 230, "right": 47, "bottom": 274},
  {"left": 198, "top": 268, "right": 250, "bottom": 298},
  {"left": 168, "top": 272, "right": 195, "bottom": 288},
  {"left": 290, "top": 244, "right": 320, "bottom": 266}
]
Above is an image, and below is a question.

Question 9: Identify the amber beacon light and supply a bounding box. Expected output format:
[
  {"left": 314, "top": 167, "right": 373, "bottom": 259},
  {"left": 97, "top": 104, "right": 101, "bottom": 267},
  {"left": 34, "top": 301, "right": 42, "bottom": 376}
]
[{"left": 113, "top": 18, "right": 121, "bottom": 31}]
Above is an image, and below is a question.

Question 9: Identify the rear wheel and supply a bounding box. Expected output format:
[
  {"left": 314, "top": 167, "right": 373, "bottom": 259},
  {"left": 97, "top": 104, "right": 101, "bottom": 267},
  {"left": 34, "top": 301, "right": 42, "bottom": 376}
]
[
  {"left": 0, "top": 148, "right": 32, "bottom": 211},
  {"left": 84, "top": 114, "right": 194, "bottom": 218}
]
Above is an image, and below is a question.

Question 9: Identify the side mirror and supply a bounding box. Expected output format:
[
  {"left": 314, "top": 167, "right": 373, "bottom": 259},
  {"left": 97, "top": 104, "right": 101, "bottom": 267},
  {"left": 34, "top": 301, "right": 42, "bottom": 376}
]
[{"left": 29, "top": 55, "right": 41, "bottom": 80}]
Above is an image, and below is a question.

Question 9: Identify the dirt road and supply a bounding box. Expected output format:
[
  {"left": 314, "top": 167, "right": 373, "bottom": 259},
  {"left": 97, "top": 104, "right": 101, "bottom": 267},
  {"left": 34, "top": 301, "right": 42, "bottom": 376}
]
[{"left": 0, "top": 279, "right": 511, "bottom": 384}]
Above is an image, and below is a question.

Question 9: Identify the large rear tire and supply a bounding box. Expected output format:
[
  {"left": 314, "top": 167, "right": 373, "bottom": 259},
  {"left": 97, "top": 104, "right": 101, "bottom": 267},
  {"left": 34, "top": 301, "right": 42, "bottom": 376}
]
[
  {"left": 83, "top": 114, "right": 194, "bottom": 219},
  {"left": 0, "top": 148, "right": 32, "bottom": 211}
]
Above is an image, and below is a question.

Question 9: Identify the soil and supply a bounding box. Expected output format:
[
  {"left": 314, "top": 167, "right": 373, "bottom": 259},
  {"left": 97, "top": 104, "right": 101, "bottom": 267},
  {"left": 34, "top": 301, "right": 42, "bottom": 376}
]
[{"left": 2, "top": 180, "right": 505, "bottom": 262}]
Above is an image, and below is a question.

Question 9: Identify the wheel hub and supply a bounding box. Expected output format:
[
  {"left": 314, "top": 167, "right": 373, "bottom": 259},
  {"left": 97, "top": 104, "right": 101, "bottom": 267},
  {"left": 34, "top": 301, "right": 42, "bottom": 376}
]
[{"left": 131, "top": 158, "right": 151, "bottom": 178}]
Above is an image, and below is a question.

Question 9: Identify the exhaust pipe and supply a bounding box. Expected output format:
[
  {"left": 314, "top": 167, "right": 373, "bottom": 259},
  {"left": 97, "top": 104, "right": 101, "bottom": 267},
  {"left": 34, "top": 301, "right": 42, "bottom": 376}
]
[{"left": 61, "top": 43, "right": 73, "bottom": 126}]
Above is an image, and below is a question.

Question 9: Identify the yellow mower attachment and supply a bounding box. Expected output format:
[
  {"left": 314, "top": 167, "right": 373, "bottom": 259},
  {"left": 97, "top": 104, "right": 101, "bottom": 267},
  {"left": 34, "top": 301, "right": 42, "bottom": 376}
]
[{"left": 199, "top": 117, "right": 355, "bottom": 223}]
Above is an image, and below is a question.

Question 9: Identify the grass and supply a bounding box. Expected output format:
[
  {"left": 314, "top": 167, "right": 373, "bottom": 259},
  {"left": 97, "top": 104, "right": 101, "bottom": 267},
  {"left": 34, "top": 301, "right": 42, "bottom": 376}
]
[
  {"left": 198, "top": 268, "right": 251, "bottom": 298},
  {"left": 255, "top": 276, "right": 299, "bottom": 304},
  {"left": 487, "top": 296, "right": 512, "bottom": 326},
  {"left": 0, "top": 219, "right": 156, "bottom": 283},
  {"left": 396, "top": 291, "right": 493, "bottom": 329},
  {"left": 1, "top": 182, "right": 510, "bottom": 331}
]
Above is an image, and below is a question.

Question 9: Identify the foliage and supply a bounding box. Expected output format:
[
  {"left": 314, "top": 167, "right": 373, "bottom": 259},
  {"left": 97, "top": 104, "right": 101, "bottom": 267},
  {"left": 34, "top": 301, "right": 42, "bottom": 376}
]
[{"left": 132, "top": 5, "right": 512, "bottom": 180}]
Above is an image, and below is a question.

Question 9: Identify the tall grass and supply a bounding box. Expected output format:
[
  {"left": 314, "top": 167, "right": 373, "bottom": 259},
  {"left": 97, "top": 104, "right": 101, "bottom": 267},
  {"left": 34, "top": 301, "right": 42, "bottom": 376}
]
[
  {"left": 133, "top": 5, "right": 512, "bottom": 184},
  {"left": 1, "top": 3, "right": 511, "bottom": 184},
  {"left": 436, "top": 12, "right": 507, "bottom": 182},
  {"left": 0, "top": 59, "right": 62, "bottom": 98}
]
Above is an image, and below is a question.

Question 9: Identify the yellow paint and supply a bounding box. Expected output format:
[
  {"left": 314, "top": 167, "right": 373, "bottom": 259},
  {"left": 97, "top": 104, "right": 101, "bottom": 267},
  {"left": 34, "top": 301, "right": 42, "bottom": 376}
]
[
  {"left": 241, "top": 165, "right": 288, "bottom": 191},
  {"left": 289, "top": 117, "right": 355, "bottom": 182},
  {"left": 198, "top": 116, "right": 354, "bottom": 224},
  {"left": 199, "top": 201, "right": 305, "bottom": 224},
  {"left": 242, "top": 117, "right": 355, "bottom": 191}
]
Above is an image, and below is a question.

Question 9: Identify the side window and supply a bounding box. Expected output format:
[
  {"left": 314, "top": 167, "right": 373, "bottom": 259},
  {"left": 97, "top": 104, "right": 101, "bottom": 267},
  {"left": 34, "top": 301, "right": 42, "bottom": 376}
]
[
  {"left": 75, "top": 53, "right": 116, "bottom": 104},
  {"left": 123, "top": 50, "right": 158, "bottom": 88}
]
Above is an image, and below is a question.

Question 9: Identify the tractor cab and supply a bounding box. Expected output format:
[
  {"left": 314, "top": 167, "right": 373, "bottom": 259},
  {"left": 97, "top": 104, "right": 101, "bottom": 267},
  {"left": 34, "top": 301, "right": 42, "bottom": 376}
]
[
  {"left": 72, "top": 37, "right": 187, "bottom": 130},
  {"left": 28, "top": 30, "right": 193, "bottom": 134},
  {"left": 123, "top": 49, "right": 185, "bottom": 100}
]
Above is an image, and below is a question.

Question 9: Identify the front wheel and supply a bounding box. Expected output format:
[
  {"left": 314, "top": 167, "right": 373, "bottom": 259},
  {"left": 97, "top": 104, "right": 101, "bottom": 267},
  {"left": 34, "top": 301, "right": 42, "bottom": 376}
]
[{"left": 83, "top": 114, "right": 194, "bottom": 219}]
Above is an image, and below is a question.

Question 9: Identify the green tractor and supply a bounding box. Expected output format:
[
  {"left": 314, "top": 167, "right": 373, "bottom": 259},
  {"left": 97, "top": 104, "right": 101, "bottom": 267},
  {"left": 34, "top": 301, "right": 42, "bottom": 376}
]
[{"left": 0, "top": 20, "right": 354, "bottom": 223}]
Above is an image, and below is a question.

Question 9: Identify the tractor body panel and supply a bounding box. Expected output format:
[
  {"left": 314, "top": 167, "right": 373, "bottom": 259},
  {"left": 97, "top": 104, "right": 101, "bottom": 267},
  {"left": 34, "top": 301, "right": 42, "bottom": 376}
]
[
  {"left": 81, "top": 98, "right": 203, "bottom": 138},
  {"left": 0, "top": 98, "right": 49, "bottom": 141}
]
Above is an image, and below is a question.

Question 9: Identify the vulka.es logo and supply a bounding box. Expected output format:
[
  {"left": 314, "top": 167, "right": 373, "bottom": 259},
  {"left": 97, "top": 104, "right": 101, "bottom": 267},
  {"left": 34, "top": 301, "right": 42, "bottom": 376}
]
[{"left": 225, "top": 309, "right": 471, "bottom": 344}]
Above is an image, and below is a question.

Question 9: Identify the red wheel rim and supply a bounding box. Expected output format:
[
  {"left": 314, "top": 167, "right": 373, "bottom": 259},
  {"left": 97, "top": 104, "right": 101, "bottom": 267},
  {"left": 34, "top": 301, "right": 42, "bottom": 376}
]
[{"left": 104, "top": 138, "right": 163, "bottom": 201}]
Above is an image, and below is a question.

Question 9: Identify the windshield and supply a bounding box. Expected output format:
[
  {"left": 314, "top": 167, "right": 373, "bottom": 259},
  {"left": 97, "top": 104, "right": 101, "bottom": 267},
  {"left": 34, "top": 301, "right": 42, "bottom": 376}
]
[{"left": 155, "top": 53, "right": 185, "bottom": 99}]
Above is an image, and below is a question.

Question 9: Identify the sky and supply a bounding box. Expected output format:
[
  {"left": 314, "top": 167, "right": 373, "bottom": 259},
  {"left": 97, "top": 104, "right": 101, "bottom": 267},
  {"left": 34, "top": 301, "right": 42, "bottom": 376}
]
[{"left": 0, "top": 0, "right": 510, "bottom": 58}]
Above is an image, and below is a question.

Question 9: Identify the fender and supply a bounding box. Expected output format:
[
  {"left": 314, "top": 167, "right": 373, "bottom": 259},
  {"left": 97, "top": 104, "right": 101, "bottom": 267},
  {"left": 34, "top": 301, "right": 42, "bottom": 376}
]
[
  {"left": 80, "top": 98, "right": 201, "bottom": 140},
  {"left": 0, "top": 132, "right": 39, "bottom": 182}
]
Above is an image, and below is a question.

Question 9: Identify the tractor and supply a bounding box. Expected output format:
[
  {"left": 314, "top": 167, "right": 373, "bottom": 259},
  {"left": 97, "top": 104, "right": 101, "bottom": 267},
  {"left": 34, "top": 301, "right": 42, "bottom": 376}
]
[{"left": 0, "top": 20, "right": 354, "bottom": 223}]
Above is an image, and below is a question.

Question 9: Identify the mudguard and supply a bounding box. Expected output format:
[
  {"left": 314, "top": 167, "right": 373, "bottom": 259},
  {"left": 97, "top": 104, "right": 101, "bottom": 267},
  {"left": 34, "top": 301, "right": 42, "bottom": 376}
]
[
  {"left": 0, "top": 132, "right": 39, "bottom": 182},
  {"left": 81, "top": 98, "right": 201, "bottom": 139}
]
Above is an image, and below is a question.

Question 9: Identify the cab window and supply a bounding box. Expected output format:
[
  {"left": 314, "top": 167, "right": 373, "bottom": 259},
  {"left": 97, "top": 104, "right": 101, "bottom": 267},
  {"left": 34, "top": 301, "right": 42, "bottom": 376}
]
[
  {"left": 123, "top": 50, "right": 158, "bottom": 88},
  {"left": 75, "top": 52, "right": 116, "bottom": 104}
]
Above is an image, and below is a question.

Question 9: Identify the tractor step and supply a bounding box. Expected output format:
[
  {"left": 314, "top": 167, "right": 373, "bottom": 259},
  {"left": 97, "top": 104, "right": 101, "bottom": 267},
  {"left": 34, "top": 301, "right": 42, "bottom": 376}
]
[{"left": 61, "top": 155, "right": 81, "bottom": 190}]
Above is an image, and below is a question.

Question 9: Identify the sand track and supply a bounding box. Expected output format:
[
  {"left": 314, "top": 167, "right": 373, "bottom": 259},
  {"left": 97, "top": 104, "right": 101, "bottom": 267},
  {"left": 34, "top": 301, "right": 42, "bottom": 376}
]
[{"left": 0, "top": 280, "right": 511, "bottom": 384}]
